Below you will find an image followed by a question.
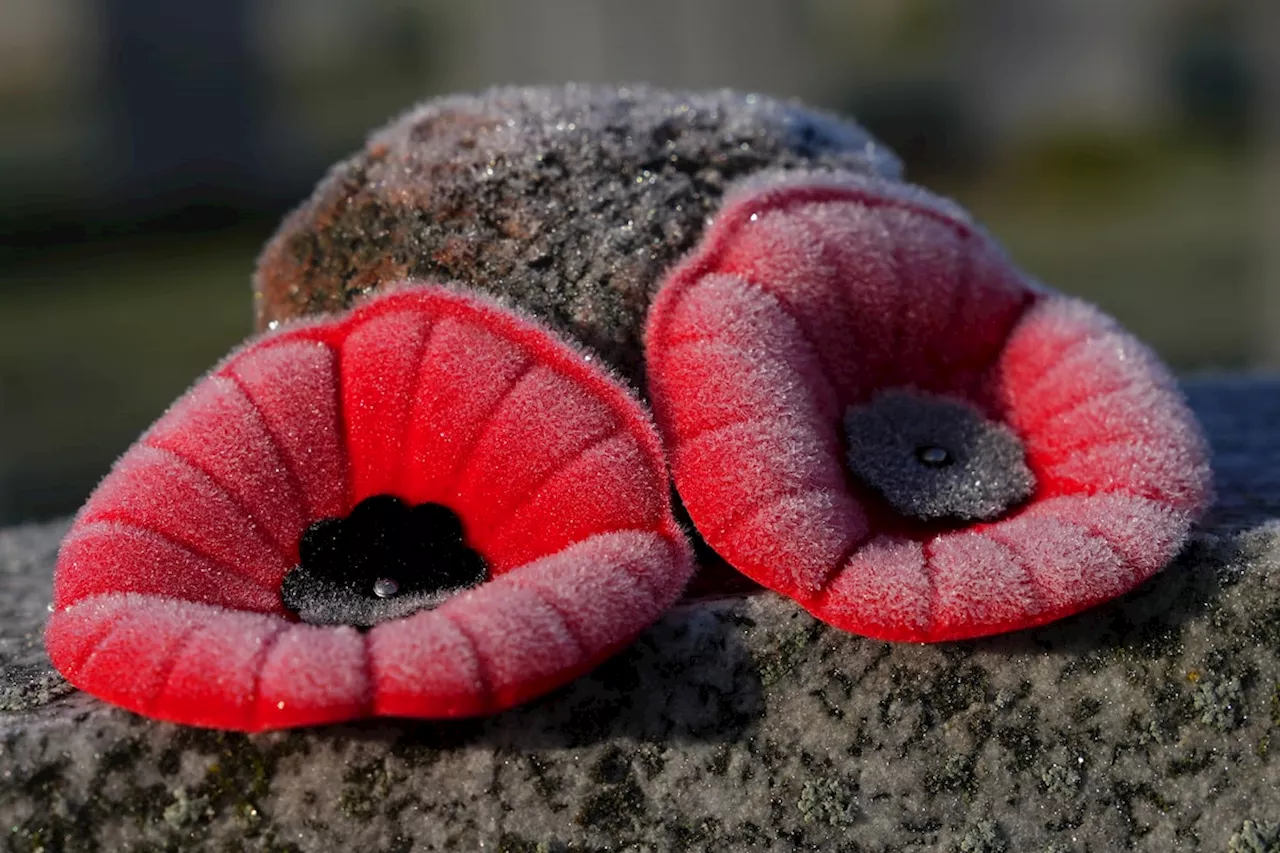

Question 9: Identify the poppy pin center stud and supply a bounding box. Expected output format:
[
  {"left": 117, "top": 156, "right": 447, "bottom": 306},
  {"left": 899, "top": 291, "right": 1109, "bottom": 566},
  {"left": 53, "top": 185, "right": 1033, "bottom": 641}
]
[
  {"left": 843, "top": 389, "right": 1035, "bottom": 523},
  {"left": 281, "top": 495, "right": 488, "bottom": 628}
]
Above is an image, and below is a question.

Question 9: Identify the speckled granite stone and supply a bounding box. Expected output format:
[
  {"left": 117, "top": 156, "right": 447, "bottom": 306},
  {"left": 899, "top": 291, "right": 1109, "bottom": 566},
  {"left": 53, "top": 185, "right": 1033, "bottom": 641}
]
[
  {"left": 253, "top": 84, "right": 901, "bottom": 389},
  {"left": 2, "top": 377, "right": 1278, "bottom": 852}
]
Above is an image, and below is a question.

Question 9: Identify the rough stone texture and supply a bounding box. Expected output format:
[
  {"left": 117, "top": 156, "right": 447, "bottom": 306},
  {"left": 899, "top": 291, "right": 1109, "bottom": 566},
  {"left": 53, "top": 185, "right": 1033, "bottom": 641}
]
[
  {"left": 1, "top": 376, "right": 1278, "bottom": 852},
  {"left": 253, "top": 84, "right": 901, "bottom": 389}
]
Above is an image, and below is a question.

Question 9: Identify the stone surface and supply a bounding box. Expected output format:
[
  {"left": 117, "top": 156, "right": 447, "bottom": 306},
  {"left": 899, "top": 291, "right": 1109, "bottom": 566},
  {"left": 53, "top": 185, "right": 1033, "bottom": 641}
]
[
  {"left": 2, "top": 377, "right": 1279, "bottom": 852},
  {"left": 253, "top": 84, "right": 901, "bottom": 389}
]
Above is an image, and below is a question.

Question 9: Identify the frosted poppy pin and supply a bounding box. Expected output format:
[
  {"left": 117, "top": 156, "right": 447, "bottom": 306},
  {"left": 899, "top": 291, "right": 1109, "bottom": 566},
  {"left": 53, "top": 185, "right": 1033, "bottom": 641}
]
[
  {"left": 644, "top": 172, "right": 1212, "bottom": 642},
  {"left": 46, "top": 285, "right": 693, "bottom": 731}
]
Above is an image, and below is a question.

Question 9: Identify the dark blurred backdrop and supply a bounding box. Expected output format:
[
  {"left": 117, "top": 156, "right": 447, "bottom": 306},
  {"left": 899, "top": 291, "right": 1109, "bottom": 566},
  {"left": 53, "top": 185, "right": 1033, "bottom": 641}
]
[{"left": 2, "top": 0, "right": 1278, "bottom": 525}]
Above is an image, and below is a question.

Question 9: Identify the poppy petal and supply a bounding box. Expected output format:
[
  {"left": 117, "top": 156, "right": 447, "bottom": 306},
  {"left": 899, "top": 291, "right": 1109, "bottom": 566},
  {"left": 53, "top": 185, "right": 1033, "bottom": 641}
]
[
  {"left": 922, "top": 531, "right": 1040, "bottom": 641},
  {"left": 55, "top": 522, "right": 280, "bottom": 613},
  {"left": 452, "top": 365, "right": 620, "bottom": 559},
  {"left": 393, "top": 315, "right": 533, "bottom": 508},
  {"left": 47, "top": 595, "right": 293, "bottom": 729},
  {"left": 76, "top": 444, "right": 289, "bottom": 590},
  {"left": 818, "top": 537, "right": 932, "bottom": 640},
  {"left": 143, "top": 376, "right": 310, "bottom": 562},
  {"left": 366, "top": 531, "right": 685, "bottom": 720},
  {"left": 1000, "top": 297, "right": 1211, "bottom": 513},
  {"left": 225, "top": 339, "right": 348, "bottom": 522},
  {"left": 646, "top": 172, "right": 1211, "bottom": 641},
  {"left": 49, "top": 284, "right": 693, "bottom": 730},
  {"left": 340, "top": 307, "right": 433, "bottom": 500}
]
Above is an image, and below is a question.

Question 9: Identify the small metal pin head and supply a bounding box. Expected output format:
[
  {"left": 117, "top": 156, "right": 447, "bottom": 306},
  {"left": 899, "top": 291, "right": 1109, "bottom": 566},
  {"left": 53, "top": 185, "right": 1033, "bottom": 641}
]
[
  {"left": 373, "top": 577, "right": 400, "bottom": 599},
  {"left": 916, "top": 445, "right": 953, "bottom": 467}
]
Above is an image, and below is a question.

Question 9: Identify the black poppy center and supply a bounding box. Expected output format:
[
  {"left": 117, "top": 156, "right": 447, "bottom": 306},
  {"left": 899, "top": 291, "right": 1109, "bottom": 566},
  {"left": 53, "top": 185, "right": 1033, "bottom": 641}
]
[
  {"left": 281, "top": 495, "right": 488, "bottom": 628},
  {"left": 843, "top": 389, "right": 1036, "bottom": 522}
]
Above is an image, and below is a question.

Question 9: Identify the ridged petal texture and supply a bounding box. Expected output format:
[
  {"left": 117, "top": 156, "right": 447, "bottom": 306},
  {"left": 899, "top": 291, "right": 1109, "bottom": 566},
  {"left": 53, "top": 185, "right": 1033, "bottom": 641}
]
[
  {"left": 48, "top": 285, "right": 693, "bottom": 730},
  {"left": 645, "top": 173, "right": 1211, "bottom": 642}
]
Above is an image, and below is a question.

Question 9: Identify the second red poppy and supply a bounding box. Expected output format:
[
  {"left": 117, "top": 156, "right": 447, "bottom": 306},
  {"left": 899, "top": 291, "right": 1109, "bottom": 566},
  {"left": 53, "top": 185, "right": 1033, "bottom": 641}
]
[{"left": 645, "top": 173, "right": 1212, "bottom": 642}]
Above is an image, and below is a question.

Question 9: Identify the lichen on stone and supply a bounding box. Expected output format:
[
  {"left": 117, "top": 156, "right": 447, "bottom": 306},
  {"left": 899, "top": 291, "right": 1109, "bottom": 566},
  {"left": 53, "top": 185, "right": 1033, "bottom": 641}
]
[
  {"left": 162, "top": 786, "right": 213, "bottom": 830},
  {"left": 925, "top": 753, "right": 977, "bottom": 796},
  {"left": 1228, "top": 819, "right": 1280, "bottom": 853},
  {"left": 1193, "top": 674, "right": 1246, "bottom": 731},
  {"left": 797, "top": 776, "right": 859, "bottom": 827},
  {"left": 338, "top": 758, "right": 394, "bottom": 820},
  {"left": 756, "top": 623, "right": 821, "bottom": 688},
  {"left": 959, "top": 818, "right": 1008, "bottom": 853},
  {"left": 1040, "top": 762, "right": 1082, "bottom": 799},
  {"left": 0, "top": 662, "right": 73, "bottom": 712},
  {"left": 574, "top": 748, "right": 648, "bottom": 836}
]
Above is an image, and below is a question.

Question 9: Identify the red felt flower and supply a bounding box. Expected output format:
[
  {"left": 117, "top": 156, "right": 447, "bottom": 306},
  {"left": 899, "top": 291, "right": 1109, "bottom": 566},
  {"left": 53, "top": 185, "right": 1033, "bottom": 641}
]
[
  {"left": 645, "top": 173, "right": 1212, "bottom": 642},
  {"left": 47, "top": 285, "right": 693, "bottom": 731}
]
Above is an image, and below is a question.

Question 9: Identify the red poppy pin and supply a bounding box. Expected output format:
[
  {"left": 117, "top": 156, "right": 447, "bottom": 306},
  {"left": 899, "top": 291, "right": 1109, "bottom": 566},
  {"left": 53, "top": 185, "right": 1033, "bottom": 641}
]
[
  {"left": 645, "top": 173, "right": 1212, "bottom": 642},
  {"left": 47, "top": 285, "right": 694, "bottom": 731},
  {"left": 46, "top": 168, "right": 1214, "bottom": 731}
]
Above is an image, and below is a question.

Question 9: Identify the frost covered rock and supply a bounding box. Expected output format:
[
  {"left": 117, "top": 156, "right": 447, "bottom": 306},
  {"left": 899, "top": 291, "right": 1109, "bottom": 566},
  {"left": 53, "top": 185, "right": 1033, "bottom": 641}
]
[
  {"left": 1, "top": 377, "right": 1278, "bottom": 852},
  {"left": 254, "top": 84, "right": 901, "bottom": 388}
]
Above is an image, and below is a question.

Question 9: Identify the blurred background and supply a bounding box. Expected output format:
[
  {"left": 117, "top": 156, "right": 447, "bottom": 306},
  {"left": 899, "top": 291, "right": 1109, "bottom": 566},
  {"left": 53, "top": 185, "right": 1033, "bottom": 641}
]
[{"left": 1, "top": 0, "right": 1278, "bottom": 525}]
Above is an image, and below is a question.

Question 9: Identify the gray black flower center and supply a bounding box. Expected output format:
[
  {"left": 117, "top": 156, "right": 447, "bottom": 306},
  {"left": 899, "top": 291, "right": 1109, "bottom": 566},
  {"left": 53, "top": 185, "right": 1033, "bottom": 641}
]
[
  {"left": 281, "top": 495, "right": 487, "bottom": 628},
  {"left": 843, "top": 390, "right": 1035, "bottom": 522}
]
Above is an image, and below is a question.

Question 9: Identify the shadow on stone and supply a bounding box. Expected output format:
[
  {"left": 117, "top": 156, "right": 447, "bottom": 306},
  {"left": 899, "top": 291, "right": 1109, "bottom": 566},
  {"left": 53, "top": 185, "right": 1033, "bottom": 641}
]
[{"left": 312, "top": 603, "right": 766, "bottom": 752}]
